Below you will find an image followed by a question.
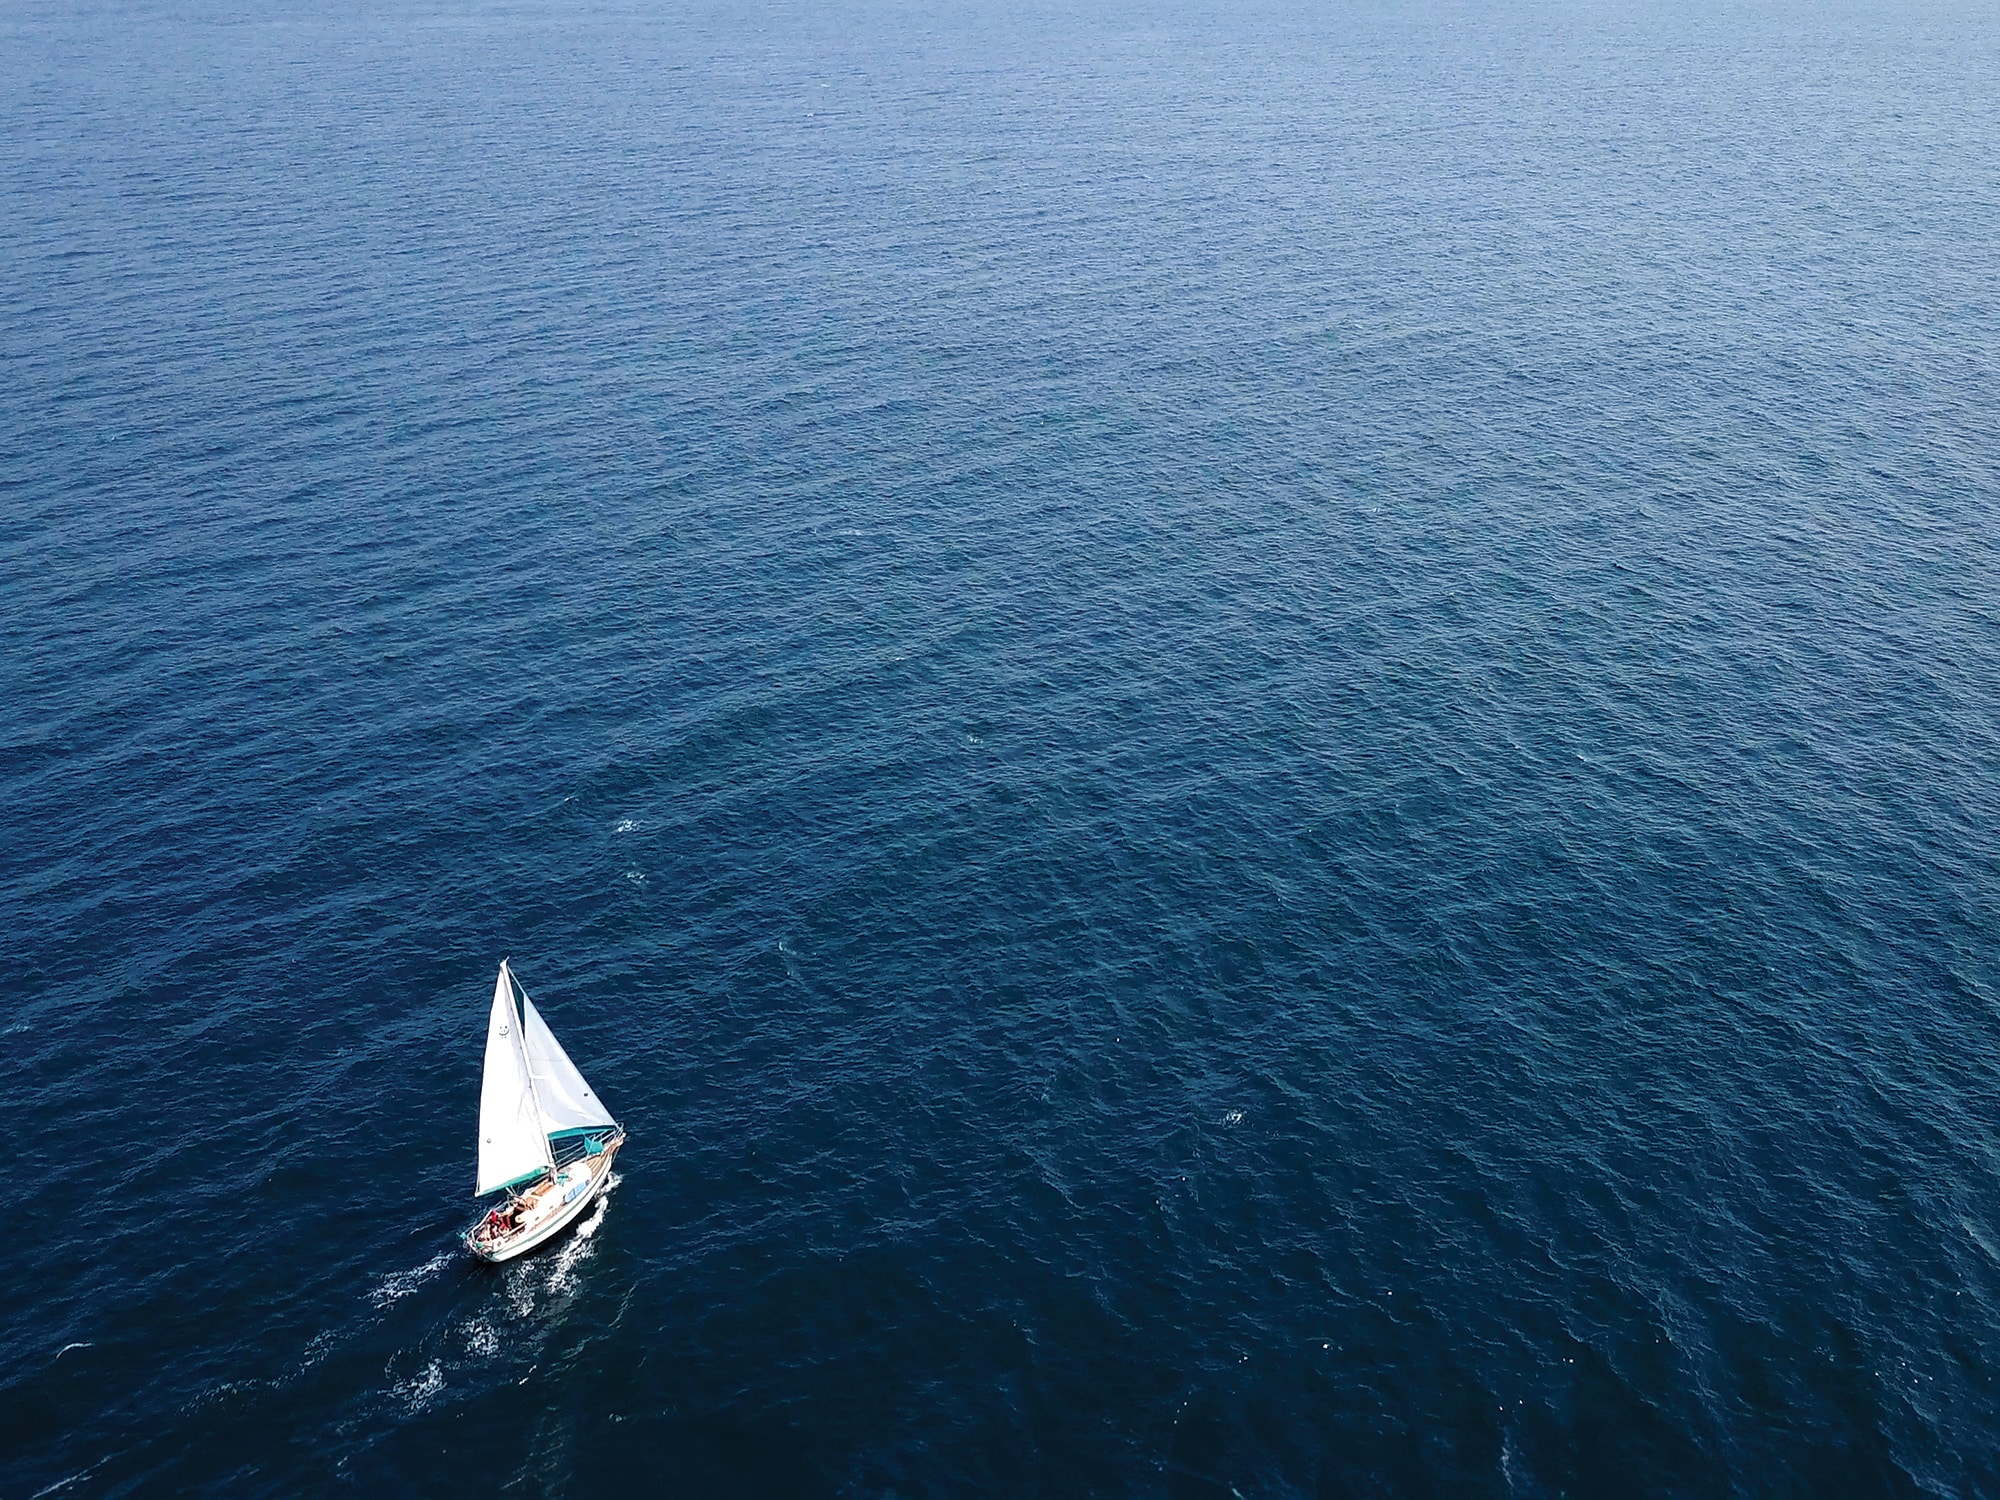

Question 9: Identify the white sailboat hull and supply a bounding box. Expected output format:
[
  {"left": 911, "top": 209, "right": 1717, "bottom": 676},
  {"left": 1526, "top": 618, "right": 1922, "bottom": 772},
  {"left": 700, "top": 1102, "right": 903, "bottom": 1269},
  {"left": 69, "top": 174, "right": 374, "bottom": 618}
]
[{"left": 465, "top": 1134, "right": 623, "bottom": 1263}]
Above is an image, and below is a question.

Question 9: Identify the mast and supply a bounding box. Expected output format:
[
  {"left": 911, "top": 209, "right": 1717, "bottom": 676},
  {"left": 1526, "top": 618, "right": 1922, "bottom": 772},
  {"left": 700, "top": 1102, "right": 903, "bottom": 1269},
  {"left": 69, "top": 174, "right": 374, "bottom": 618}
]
[
  {"left": 503, "top": 959, "right": 551, "bottom": 1142},
  {"left": 476, "top": 960, "right": 554, "bottom": 1195}
]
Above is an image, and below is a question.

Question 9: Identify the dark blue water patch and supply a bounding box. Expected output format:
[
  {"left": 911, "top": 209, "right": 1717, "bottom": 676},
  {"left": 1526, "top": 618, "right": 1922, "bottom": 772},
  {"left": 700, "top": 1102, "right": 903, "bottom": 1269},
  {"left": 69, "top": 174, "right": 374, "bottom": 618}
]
[{"left": 4, "top": 0, "right": 2000, "bottom": 1493}]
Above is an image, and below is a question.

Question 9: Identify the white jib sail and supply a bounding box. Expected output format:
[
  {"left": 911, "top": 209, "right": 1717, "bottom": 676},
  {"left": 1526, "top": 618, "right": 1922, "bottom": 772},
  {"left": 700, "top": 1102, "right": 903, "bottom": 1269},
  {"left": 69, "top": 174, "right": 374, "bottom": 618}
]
[
  {"left": 520, "top": 992, "right": 617, "bottom": 1134},
  {"left": 476, "top": 964, "right": 554, "bottom": 1195}
]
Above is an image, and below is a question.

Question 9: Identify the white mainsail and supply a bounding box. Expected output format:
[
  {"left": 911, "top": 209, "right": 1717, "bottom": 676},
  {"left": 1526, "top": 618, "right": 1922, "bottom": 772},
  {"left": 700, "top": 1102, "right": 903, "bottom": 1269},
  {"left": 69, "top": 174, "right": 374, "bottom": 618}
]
[
  {"left": 521, "top": 993, "right": 618, "bottom": 1134},
  {"left": 476, "top": 964, "right": 554, "bottom": 1195}
]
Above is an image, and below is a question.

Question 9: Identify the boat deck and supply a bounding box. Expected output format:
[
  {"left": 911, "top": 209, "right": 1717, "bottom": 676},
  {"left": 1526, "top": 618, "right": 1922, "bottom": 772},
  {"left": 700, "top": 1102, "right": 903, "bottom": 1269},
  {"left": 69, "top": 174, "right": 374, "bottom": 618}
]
[{"left": 466, "top": 1136, "right": 622, "bottom": 1261}]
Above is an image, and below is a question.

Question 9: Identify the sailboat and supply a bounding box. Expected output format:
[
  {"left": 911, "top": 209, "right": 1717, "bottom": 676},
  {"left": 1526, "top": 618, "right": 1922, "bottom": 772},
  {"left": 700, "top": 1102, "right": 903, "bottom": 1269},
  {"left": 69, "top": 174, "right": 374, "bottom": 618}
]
[{"left": 464, "top": 960, "right": 625, "bottom": 1262}]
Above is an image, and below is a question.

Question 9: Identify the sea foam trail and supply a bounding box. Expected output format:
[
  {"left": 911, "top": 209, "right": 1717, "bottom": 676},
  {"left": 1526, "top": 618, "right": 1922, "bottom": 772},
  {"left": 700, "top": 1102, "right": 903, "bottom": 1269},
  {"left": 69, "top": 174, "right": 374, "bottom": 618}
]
[{"left": 369, "top": 1253, "right": 452, "bottom": 1310}]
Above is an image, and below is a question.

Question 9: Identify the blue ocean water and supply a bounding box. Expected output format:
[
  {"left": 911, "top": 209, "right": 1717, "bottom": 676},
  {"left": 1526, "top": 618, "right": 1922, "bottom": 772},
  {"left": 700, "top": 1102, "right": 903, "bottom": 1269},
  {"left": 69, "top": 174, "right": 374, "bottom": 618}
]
[{"left": 4, "top": 0, "right": 1999, "bottom": 1492}]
